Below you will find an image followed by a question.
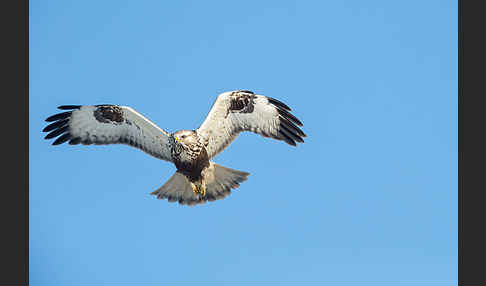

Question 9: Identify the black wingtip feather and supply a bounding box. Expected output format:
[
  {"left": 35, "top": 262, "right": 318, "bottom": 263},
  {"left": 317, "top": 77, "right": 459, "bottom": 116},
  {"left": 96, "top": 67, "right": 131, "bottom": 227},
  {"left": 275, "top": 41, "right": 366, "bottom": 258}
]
[
  {"left": 265, "top": 96, "right": 306, "bottom": 145},
  {"left": 42, "top": 119, "right": 68, "bottom": 132},
  {"left": 57, "top": 105, "right": 81, "bottom": 110},
  {"left": 280, "top": 124, "right": 304, "bottom": 144},
  {"left": 280, "top": 116, "right": 307, "bottom": 138},
  {"left": 42, "top": 107, "right": 80, "bottom": 146},
  {"left": 277, "top": 108, "right": 303, "bottom": 126},
  {"left": 52, "top": 133, "right": 72, "bottom": 145},
  {"left": 267, "top": 97, "right": 291, "bottom": 111},
  {"left": 45, "top": 111, "right": 72, "bottom": 122},
  {"left": 279, "top": 131, "right": 297, "bottom": 146},
  {"left": 45, "top": 125, "right": 69, "bottom": 139}
]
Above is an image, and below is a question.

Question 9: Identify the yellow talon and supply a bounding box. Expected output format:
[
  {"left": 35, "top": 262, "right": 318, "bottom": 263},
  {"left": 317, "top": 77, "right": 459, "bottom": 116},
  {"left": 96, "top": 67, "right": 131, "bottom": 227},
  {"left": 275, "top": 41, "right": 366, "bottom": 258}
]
[
  {"left": 200, "top": 185, "right": 206, "bottom": 197},
  {"left": 191, "top": 183, "right": 198, "bottom": 193},
  {"left": 190, "top": 182, "right": 206, "bottom": 197}
]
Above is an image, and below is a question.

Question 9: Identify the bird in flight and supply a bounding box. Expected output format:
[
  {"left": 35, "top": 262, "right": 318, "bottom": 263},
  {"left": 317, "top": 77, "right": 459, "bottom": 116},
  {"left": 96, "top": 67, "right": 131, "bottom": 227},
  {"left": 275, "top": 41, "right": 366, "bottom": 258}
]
[{"left": 43, "top": 90, "right": 306, "bottom": 206}]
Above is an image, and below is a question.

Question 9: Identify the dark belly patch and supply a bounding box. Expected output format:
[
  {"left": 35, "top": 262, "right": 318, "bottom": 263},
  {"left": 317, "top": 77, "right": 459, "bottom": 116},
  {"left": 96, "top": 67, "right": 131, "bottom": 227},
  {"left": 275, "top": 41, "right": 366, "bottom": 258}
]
[{"left": 173, "top": 147, "right": 210, "bottom": 182}]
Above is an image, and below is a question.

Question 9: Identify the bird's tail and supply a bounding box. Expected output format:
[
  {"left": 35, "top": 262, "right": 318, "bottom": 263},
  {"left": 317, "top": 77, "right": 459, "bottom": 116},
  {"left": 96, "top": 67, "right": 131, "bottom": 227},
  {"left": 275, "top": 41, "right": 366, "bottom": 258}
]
[{"left": 151, "top": 162, "right": 250, "bottom": 206}]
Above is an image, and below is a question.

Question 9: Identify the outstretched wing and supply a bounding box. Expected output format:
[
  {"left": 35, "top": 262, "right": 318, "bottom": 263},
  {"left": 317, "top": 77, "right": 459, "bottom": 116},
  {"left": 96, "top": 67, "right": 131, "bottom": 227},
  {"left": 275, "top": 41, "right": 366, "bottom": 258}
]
[
  {"left": 197, "top": 90, "right": 306, "bottom": 159},
  {"left": 43, "top": 105, "right": 173, "bottom": 162}
]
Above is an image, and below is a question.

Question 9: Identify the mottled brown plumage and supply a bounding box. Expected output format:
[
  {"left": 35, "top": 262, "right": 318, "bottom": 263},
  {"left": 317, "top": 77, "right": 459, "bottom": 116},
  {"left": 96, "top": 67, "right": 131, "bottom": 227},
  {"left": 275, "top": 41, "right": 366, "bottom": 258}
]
[{"left": 170, "top": 130, "right": 210, "bottom": 182}]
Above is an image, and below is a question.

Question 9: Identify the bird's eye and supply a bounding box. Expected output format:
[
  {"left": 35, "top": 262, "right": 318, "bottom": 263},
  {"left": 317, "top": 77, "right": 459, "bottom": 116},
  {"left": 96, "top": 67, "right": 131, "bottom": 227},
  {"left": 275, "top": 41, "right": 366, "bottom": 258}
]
[{"left": 181, "top": 135, "right": 186, "bottom": 139}]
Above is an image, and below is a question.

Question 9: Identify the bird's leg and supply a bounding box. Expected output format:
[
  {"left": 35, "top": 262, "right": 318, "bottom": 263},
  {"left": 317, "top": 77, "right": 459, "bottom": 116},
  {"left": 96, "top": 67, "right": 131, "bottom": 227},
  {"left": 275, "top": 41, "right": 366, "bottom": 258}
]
[
  {"left": 200, "top": 183, "right": 206, "bottom": 197},
  {"left": 190, "top": 181, "right": 206, "bottom": 197},
  {"left": 190, "top": 182, "right": 198, "bottom": 194}
]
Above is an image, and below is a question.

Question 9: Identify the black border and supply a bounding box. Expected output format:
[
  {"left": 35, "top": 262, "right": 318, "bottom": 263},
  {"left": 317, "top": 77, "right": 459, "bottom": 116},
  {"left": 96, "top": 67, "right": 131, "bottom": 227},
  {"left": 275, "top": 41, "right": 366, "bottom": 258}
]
[
  {"left": 460, "top": 0, "right": 486, "bottom": 285},
  {"left": 3, "top": 0, "right": 28, "bottom": 285}
]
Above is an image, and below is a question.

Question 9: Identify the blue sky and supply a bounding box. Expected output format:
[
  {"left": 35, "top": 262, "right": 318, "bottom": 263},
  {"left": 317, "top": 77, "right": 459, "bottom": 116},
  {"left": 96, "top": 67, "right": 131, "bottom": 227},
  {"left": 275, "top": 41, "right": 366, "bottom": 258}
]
[{"left": 30, "top": 1, "right": 457, "bottom": 285}]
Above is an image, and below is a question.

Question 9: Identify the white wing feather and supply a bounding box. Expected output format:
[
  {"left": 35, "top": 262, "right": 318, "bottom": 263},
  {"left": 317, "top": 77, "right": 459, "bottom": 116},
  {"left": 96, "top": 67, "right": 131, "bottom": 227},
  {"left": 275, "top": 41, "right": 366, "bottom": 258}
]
[
  {"left": 197, "top": 91, "right": 306, "bottom": 159},
  {"left": 43, "top": 105, "right": 173, "bottom": 162}
]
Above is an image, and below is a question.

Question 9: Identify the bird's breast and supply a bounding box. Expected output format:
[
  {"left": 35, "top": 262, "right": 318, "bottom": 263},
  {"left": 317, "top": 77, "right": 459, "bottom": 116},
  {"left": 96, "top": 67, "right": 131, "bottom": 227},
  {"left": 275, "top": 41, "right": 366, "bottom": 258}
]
[{"left": 173, "top": 143, "right": 209, "bottom": 182}]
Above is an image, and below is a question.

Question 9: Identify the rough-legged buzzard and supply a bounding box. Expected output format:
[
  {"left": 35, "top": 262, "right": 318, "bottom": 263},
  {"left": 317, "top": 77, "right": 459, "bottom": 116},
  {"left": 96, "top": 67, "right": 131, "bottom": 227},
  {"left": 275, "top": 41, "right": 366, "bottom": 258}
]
[{"left": 43, "top": 90, "right": 306, "bottom": 206}]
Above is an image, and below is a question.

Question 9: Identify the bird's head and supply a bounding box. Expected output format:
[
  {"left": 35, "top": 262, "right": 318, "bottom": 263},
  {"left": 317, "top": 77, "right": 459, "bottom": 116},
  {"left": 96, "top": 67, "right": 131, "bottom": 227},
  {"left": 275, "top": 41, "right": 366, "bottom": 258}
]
[{"left": 172, "top": 130, "right": 198, "bottom": 147}]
